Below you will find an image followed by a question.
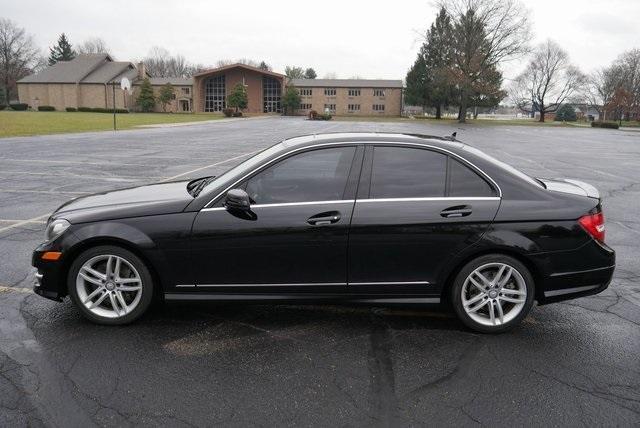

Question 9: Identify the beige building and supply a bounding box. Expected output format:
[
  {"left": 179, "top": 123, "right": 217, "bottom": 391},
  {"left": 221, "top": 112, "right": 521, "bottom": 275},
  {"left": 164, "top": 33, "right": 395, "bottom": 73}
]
[
  {"left": 18, "top": 55, "right": 403, "bottom": 116},
  {"left": 289, "top": 78, "right": 403, "bottom": 116}
]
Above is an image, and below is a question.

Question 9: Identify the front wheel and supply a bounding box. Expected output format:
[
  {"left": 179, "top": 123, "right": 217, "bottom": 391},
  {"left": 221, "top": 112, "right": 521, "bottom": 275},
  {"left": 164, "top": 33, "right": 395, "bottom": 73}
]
[
  {"left": 68, "top": 245, "right": 154, "bottom": 325},
  {"left": 451, "top": 254, "right": 535, "bottom": 333}
]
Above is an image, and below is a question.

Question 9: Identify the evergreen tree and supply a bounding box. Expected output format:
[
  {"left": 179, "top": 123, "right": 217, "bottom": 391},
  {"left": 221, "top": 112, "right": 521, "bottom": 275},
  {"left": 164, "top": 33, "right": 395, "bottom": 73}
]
[
  {"left": 304, "top": 68, "right": 317, "bottom": 79},
  {"left": 258, "top": 61, "right": 271, "bottom": 71},
  {"left": 48, "top": 33, "right": 76, "bottom": 65},
  {"left": 227, "top": 83, "right": 248, "bottom": 112},
  {"left": 136, "top": 78, "right": 156, "bottom": 112},
  {"left": 158, "top": 83, "right": 175, "bottom": 112},
  {"left": 281, "top": 86, "right": 301, "bottom": 115},
  {"left": 555, "top": 104, "right": 577, "bottom": 121},
  {"left": 404, "top": 54, "right": 428, "bottom": 109}
]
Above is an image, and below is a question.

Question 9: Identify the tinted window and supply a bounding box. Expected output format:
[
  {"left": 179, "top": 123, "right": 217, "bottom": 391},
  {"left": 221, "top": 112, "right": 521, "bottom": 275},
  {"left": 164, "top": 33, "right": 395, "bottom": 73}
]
[
  {"left": 449, "top": 158, "right": 495, "bottom": 197},
  {"left": 370, "top": 147, "right": 447, "bottom": 198},
  {"left": 245, "top": 147, "right": 356, "bottom": 204}
]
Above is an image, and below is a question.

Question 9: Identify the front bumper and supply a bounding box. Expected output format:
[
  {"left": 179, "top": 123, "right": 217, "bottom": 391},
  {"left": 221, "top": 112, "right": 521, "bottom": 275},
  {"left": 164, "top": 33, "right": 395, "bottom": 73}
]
[{"left": 32, "top": 238, "right": 75, "bottom": 302}]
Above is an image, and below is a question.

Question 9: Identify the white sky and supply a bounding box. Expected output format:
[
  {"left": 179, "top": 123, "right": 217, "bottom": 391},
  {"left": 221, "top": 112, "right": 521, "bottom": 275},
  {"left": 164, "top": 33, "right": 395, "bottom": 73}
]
[{"left": 4, "top": 0, "right": 640, "bottom": 80}]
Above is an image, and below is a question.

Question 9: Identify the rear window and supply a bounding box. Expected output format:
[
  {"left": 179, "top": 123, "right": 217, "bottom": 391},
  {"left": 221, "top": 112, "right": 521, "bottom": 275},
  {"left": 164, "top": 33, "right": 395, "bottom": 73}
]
[
  {"left": 461, "top": 145, "right": 543, "bottom": 188},
  {"left": 449, "top": 158, "right": 496, "bottom": 197}
]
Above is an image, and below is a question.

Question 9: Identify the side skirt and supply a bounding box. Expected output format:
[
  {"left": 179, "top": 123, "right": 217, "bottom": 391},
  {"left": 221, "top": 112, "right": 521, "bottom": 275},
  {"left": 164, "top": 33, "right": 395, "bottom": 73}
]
[{"left": 164, "top": 293, "right": 441, "bottom": 304}]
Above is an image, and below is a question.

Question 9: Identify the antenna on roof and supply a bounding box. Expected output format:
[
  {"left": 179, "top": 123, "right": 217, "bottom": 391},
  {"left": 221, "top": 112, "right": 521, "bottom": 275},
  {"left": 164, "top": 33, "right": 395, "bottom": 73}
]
[{"left": 443, "top": 131, "right": 457, "bottom": 141}]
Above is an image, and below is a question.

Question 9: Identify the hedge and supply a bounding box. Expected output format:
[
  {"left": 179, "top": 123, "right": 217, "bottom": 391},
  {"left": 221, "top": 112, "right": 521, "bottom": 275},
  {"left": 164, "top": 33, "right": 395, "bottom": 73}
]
[
  {"left": 38, "top": 105, "right": 55, "bottom": 111},
  {"left": 76, "top": 107, "right": 129, "bottom": 113},
  {"left": 10, "top": 103, "right": 28, "bottom": 111},
  {"left": 66, "top": 107, "right": 77, "bottom": 112},
  {"left": 591, "top": 121, "right": 619, "bottom": 129},
  {"left": 0, "top": 105, "right": 6, "bottom": 111}
]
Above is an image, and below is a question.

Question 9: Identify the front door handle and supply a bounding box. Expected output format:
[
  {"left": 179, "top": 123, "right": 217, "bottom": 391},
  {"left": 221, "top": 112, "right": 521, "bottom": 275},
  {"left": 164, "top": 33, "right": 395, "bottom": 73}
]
[
  {"left": 440, "top": 205, "right": 472, "bottom": 218},
  {"left": 307, "top": 211, "right": 341, "bottom": 226}
]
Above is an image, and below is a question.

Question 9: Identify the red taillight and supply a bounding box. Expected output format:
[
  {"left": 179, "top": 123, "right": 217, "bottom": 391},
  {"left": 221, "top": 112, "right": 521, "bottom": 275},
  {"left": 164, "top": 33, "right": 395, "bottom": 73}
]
[{"left": 578, "top": 211, "right": 605, "bottom": 242}]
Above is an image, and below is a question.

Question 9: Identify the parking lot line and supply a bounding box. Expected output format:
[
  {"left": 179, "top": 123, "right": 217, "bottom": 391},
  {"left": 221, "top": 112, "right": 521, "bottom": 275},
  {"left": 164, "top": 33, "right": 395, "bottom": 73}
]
[
  {"left": 0, "top": 158, "right": 152, "bottom": 167},
  {"left": 2, "top": 189, "right": 91, "bottom": 195},
  {"left": 0, "top": 213, "right": 50, "bottom": 233},
  {"left": 160, "top": 149, "right": 264, "bottom": 182}
]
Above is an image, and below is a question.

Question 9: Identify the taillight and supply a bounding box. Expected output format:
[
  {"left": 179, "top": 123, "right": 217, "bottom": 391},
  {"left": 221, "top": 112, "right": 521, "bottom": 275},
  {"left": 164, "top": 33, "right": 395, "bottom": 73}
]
[{"left": 578, "top": 211, "right": 605, "bottom": 242}]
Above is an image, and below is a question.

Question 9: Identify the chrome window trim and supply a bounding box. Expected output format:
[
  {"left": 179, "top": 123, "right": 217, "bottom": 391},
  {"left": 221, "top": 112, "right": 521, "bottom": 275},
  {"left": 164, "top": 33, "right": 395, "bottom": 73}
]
[
  {"left": 350, "top": 281, "right": 430, "bottom": 285},
  {"left": 357, "top": 197, "right": 500, "bottom": 203},
  {"left": 197, "top": 283, "right": 346, "bottom": 287},
  {"left": 201, "top": 199, "right": 355, "bottom": 212},
  {"left": 202, "top": 140, "right": 503, "bottom": 209}
]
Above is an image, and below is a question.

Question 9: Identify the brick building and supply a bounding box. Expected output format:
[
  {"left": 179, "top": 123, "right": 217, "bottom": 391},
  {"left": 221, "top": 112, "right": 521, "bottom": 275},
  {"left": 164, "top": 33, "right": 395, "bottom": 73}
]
[{"left": 17, "top": 55, "right": 403, "bottom": 116}]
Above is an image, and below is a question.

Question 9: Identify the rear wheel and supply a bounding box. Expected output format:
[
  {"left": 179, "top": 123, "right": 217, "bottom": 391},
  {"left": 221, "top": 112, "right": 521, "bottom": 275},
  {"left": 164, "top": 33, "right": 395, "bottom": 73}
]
[
  {"left": 68, "top": 245, "right": 154, "bottom": 325},
  {"left": 451, "top": 254, "right": 534, "bottom": 333}
]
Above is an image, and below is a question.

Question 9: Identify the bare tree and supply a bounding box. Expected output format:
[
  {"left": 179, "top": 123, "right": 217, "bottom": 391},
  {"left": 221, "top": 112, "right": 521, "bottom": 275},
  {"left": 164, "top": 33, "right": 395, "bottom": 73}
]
[
  {"left": 511, "top": 40, "right": 585, "bottom": 122},
  {"left": 615, "top": 49, "right": 640, "bottom": 120},
  {"left": 0, "top": 18, "right": 42, "bottom": 105},
  {"left": 143, "top": 46, "right": 194, "bottom": 78},
  {"left": 322, "top": 72, "right": 338, "bottom": 79},
  {"left": 77, "top": 37, "right": 111, "bottom": 56},
  {"left": 437, "top": 0, "right": 531, "bottom": 122},
  {"left": 583, "top": 68, "right": 618, "bottom": 120}
]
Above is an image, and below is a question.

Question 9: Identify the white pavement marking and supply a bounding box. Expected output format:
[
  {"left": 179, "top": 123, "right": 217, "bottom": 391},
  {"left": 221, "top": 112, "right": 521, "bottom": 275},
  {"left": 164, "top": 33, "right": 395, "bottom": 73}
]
[
  {"left": 0, "top": 213, "right": 50, "bottom": 233},
  {"left": 2, "top": 189, "right": 90, "bottom": 195},
  {"left": 0, "top": 158, "right": 151, "bottom": 167},
  {"left": 0, "top": 148, "right": 264, "bottom": 235},
  {"left": 160, "top": 149, "right": 264, "bottom": 182},
  {"left": 0, "top": 171, "right": 162, "bottom": 181},
  {"left": 0, "top": 285, "right": 33, "bottom": 294},
  {"left": 0, "top": 219, "right": 47, "bottom": 224}
]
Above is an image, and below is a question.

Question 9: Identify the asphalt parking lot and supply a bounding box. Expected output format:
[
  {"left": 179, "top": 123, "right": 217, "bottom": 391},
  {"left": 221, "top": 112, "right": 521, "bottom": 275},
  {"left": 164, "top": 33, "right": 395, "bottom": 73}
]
[{"left": 1, "top": 117, "right": 639, "bottom": 427}]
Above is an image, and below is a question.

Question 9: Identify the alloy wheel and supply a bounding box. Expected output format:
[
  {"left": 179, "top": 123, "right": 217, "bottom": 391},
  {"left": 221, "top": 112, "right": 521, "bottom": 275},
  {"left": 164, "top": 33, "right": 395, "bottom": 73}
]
[
  {"left": 461, "top": 262, "right": 527, "bottom": 327},
  {"left": 76, "top": 254, "right": 143, "bottom": 319}
]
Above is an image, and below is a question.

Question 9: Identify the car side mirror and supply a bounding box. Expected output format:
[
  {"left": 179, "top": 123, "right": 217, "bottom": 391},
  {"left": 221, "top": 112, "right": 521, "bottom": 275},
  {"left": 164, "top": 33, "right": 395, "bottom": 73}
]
[{"left": 225, "top": 189, "right": 251, "bottom": 211}]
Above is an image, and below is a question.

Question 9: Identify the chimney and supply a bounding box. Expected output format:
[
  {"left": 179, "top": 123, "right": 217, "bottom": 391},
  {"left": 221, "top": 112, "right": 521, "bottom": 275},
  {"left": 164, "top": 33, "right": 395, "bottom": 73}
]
[{"left": 137, "top": 62, "right": 146, "bottom": 79}]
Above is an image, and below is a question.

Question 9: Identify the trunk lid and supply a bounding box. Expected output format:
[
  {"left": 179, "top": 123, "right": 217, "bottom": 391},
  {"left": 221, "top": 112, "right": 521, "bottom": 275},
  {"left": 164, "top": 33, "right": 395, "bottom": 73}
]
[{"left": 538, "top": 178, "right": 600, "bottom": 200}]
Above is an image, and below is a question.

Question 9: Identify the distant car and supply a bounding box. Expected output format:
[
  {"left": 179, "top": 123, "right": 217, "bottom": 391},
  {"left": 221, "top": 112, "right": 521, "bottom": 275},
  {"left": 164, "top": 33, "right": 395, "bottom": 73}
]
[{"left": 32, "top": 133, "right": 615, "bottom": 333}]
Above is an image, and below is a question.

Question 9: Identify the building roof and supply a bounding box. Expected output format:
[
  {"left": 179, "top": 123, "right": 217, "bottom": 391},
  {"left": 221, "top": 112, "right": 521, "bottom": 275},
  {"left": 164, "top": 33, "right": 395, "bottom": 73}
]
[
  {"left": 18, "top": 54, "right": 139, "bottom": 85},
  {"left": 289, "top": 78, "right": 403, "bottom": 88},
  {"left": 193, "top": 63, "right": 285, "bottom": 79},
  {"left": 145, "top": 77, "right": 194, "bottom": 86}
]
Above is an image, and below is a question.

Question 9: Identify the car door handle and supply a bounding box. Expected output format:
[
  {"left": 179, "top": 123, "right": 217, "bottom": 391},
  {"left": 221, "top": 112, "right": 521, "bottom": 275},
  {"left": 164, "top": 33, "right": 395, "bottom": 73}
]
[
  {"left": 307, "top": 211, "right": 341, "bottom": 226},
  {"left": 440, "top": 205, "right": 472, "bottom": 218}
]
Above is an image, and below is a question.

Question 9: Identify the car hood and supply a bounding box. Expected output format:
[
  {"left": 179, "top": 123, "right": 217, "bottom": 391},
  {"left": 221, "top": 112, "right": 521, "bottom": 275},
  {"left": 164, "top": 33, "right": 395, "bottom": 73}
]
[
  {"left": 53, "top": 180, "right": 194, "bottom": 223},
  {"left": 538, "top": 178, "right": 600, "bottom": 200}
]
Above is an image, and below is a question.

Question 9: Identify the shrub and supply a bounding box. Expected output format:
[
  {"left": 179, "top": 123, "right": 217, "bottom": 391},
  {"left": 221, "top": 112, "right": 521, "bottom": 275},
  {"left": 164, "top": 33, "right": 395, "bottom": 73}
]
[
  {"left": 591, "top": 121, "right": 619, "bottom": 129},
  {"left": 308, "top": 110, "right": 318, "bottom": 120},
  {"left": 38, "top": 105, "right": 55, "bottom": 111},
  {"left": 320, "top": 113, "right": 332, "bottom": 120},
  {"left": 115, "top": 108, "right": 129, "bottom": 114},
  {"left": 223, "top": 108, "right": 234, "bottom": 117},
  {"left": 0, "top": 105, "right": 6, "bottom": 111},
  {"left": 10, "top": 103, "right": 28, "bottom": 111},
  {"left": 232, "top": 111, "right": 243, "bottom": 117},
  {"left": 65, "top": 107, "right": 77, "bottom": 112},
  {"left": 555, "top": 104, "right": 577, "bottom": 121},
  {"left": 78, "top": 107, "right": 93, "bottom": 112}
]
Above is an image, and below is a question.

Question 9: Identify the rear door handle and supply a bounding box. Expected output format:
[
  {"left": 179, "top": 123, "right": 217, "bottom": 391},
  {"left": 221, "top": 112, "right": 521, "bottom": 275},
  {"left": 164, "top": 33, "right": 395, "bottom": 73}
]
[
  {"left": 440, "top": 205, "right": 472, "bottom": 218},
  {"left": 307, "top": 211, "right": 341, "bottom": 226}
]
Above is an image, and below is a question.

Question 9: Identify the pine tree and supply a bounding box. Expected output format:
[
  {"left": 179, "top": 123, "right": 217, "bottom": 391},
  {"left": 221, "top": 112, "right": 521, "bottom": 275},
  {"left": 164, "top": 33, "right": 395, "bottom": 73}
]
[
  {"left": 304, "top": 68, "right": 317, "bottom": 79},
  {"left": 136, "top": 78, "right": 156, "bottom": 112},
  {"left": 48, "top": 33, "right": 76, "bottom": 65}
]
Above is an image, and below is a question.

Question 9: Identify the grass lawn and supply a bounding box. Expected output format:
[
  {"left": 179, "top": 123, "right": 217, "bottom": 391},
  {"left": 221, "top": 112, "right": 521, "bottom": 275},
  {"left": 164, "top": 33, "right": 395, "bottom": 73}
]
[
  {"left": 332, "top": 115, "right": 576, "bottom": 126},
  {"left": 0, "top": 111, "right": 228, "bottom": 137}
]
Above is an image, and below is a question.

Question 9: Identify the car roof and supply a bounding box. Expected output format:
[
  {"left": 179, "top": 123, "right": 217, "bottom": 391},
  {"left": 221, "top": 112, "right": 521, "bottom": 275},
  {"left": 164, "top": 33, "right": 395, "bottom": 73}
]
[{"left": 280, "top": 132, "right": 466, "bottom": 151}]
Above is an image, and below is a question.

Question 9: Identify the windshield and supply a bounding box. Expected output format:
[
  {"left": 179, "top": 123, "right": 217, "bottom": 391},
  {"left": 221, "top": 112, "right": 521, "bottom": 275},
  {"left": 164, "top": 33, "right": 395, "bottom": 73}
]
[
  {"left": 461, "top": 145, "right": 544, "bottom": 188},
  {"left": 196, "top": 142, "right": 285, "bottom": 194}
]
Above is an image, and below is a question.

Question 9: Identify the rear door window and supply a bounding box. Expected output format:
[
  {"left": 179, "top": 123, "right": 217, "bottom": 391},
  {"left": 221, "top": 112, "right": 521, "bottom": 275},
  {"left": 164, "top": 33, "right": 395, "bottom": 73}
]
[{"left": 448, "top": 158, "right": 496, "bottom": 197}]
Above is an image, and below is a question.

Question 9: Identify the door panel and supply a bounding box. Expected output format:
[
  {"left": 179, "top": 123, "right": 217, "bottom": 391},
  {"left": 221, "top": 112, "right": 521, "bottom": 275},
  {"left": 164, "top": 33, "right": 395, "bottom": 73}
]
[{"left": 191, "top": 201, "right": 354, "bottom": 291}]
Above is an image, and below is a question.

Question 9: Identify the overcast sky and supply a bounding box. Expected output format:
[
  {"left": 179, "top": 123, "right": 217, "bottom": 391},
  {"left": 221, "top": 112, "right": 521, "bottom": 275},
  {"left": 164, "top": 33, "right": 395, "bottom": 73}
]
[{"left": 5, "top": 0, "right": 640, "bottom": 80}]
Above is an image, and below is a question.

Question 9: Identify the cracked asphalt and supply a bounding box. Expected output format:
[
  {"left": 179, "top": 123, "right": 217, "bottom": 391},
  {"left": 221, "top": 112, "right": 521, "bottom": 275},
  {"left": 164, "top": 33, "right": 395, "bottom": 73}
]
[{"left": 0, "top": 117, "right": 639, "bottom": 427}]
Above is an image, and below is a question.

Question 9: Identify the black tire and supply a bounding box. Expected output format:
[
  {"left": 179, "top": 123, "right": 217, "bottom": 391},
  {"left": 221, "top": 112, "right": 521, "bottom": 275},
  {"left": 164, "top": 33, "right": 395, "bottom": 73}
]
[
  {"left": 68, "top": 245, "right": 154, "bottom": 325},
  {"left": 450, "top": 254, "right": 535, "bottom": 333}
]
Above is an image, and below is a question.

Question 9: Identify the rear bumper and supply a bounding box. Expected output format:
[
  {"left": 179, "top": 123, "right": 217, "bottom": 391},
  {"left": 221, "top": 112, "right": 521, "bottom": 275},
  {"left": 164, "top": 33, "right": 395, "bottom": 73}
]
[{"left": 534, "top": 240, "right": 615, "bottom": 304}]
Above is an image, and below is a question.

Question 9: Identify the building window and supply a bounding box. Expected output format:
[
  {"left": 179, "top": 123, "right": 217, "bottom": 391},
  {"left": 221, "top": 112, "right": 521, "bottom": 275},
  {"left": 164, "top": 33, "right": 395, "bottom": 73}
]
[
  {"left": 263, "top": 76, "right": 282, "bottom": 113},
  {"left": 373, "top": 104, "right": 385, "bottom": 112},
  {"left": 324, "top": 88, "right": 336, "bottom": 96},
  {"left": 348, "top": 89, "right": 361, "bottom": 97},
  {"left": 324, "top": 104, "right": 336, "bottom": 113},
  {"left": 205, "top": 75, "right": 225, "bottom": 112},
  {"left": 373, "top": 89, "right": 386, "bottom": 97},
  {"left": 181, "top": 87, "right": 190, "bottom": 95},
  {"left": 347, "top": 104, "right": 360, "bottom": 112},
  {"left": 300, "top": 88, "right": 312, "bottom": 96},
  {"left": 299, "top": 103, "right": 312, "bottom": 110}
]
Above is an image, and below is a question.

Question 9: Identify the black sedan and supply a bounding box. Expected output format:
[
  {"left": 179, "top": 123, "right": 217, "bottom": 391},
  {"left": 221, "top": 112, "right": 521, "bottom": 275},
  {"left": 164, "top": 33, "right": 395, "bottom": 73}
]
[{"left": 32, "top": 133, "right": 615, "bottom": 333}]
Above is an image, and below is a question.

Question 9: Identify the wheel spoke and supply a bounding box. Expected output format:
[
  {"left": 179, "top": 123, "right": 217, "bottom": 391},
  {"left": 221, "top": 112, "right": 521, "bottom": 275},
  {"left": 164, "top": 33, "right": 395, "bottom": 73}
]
[
  {"left": 105, "top": 256, "right": 114, "bottom": 277},
  {"left": 113, "top": 257, "right": 122, "bottom": 279},
  {"left": 79, "top": 272, "right": 103, "bottom": 287},
  {"left": 495, "top": 266, "right": 513, "bottom": 287},
  {"left": 463, "top": 293, "right": 485, "bottom": 308},
  {"left": 119, "top": 284, "right": 141, "bottom": 292},
  {"left": 473, "top": 270, "right": 491, "bottom": 287},
  {"left": 495, "top": 300, "right": 504, "bottom": 324},
  {"left": 489, "top": 301, "right": 495, "bottom": 325},
  {"left": 89, "top": 290, "right": 108, "bottom": 308},
  {"left": 118, "top": 277, "right": 140, "bottom": 285},
  {"left": 81, "top": 266, "right": 106, "bottom": 281},
  {"left": 115, "top": 291, "right": 128, "bottom": 314},
  {"left": 499, "top": 295, "right": 525, "bottom": 304},
  {"left": 468, "top": 276, "right": 485, "bottom": 292},
  {"left": 467, "top": 299, "right": 488, "bottom": 314},
  {"left": 83, "top": 286, "right": 104, "bottom": 304},
  {"left": 109, "top": 293, "right": 121, "bottom": 316},
  {"left": 501, "top": 288, "right": 525, "bottom": 296}
]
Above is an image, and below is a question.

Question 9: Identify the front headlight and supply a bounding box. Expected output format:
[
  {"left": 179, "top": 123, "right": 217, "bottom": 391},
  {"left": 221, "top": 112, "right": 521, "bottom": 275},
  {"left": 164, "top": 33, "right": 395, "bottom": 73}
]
[{"left": 45, "top": 219, "right": 70, "bottom": 242}]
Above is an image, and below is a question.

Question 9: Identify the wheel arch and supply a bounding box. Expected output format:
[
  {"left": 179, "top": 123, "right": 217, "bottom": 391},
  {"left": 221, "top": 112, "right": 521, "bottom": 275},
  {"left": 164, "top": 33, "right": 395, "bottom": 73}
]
[{"left": 439, "top": 247, "right": 544, "bottom": 304}]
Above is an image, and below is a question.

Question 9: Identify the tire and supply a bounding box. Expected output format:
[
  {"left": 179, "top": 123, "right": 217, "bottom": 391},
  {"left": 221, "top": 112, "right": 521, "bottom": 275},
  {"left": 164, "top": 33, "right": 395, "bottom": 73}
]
[
  {"left": 450, "top": 254, "right": 535, "bottom": 333},
  {"left": 68, "top": 245, "right": 154, "bottom": 325}
]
